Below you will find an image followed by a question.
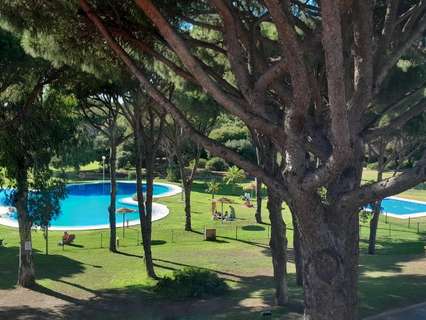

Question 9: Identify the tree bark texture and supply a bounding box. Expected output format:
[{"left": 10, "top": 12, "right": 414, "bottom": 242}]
[
  {"left": 294, "top": 198, "right": 359, "bottom": 320},
  {"left": 292, "top": 216, "right": 304, "bottom": 287},
  {"left": 368, "top": 201, "right": 381, "bottom": 255},
  {"left": 16, "top": 168, "right": 35, "bottom": 288},
  {"left": 108, "top": 136, "right": 117, "bottom": 252},
  {"left": 255, "top": 177, "right": 262, "bottom": 223},
  {"left": 267, "top": 189, "right": 288, "bottom": 306},
  {"left": 134, "top": 114, "right": 156, "bottom": 279}
]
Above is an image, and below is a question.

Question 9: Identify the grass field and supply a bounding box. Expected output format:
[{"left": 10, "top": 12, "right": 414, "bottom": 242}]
[{"left": 0, "top": 169, "right": 426, "bottom": 319}]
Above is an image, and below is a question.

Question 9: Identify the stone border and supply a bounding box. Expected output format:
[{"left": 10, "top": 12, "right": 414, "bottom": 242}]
[{"left": 0, "top": 181, "right": 181, "bottom": 230}]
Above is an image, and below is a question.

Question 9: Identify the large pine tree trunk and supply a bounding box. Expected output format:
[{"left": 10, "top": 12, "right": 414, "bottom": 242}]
[
  {"left": 297, "top": 199, "right": 359, "bottom": 320},
  {"left": 108, "top": 137, "right": 117, "bottom": 252},
  {"left": 267, "top": 189, "right": 288, "bottom": 306},
  {"left": 15, "top": 168, "right": 35, "bottom": 288},
  {"left": 255, "top": 178, "right": 262, "bottom": 223},
  {"left": 368, "top": 201, "right": 381, "bottom": 255}
]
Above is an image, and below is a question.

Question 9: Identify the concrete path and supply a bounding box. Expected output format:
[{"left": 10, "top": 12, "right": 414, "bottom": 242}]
[{"left": 365, "top": 302, "right": 426, "bottom": 320}]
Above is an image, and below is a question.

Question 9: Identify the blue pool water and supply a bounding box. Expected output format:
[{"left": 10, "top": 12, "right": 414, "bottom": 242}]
[
  {"left": 377, "top": 197, "right": 426, "bottom": 216},
  {"left": 0, "top": 182, "right": 173, "bottom": 228}
]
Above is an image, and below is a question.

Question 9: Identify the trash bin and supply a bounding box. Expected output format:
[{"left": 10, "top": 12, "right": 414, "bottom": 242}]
[{"left": 204, "top": 228, "right": 216, "bottom": 241}]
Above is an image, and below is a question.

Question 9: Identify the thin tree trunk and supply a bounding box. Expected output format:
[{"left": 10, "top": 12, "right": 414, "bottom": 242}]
[
  {"left": 134, "top": 117, "right": 156, "bottom": 279},
  {"left": 176, "top": 158, "right": 192, "bottom": 231},
  {"left": 255, "top": 178, "right": 262, "bottom": 223},
  {"left": 44, "top": 227, "right": 48, "bottom": 256},
  {"left": 143, "top": 159, "right": 156, "bottom": 278},
  {"left": 267, "top": 189, "right": 288, "bottom": 306},
  {"left": 299, "top": 200, "right": 359, "bottom": 320},
  {"left": 176, "top": 147, "right": 199, "bottom": 232},
  {"left": 108, "top": 136, "right": 117, "bottom": 252},
  {"left": 368, "top": 144, "right": 384, "bottom": 255},
  {"left": 15, "top": 168, "right": 35, "bottom": 288},
  {"left": 292, "top": 216, "right": 303, "bottom": 286},
  {"left": 184, "top": 184, "right": 191, "bottom": 231},
  {"left": 368, "top": 201, "right": 381, "bottom": 255}
]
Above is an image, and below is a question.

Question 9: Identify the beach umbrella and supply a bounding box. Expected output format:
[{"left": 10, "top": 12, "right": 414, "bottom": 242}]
[
  {"left": 116, "top": 207, "right": 136, "bottom": 238},
  {"left": 213, "top": 197, "right": 234, "bottom": 219}
]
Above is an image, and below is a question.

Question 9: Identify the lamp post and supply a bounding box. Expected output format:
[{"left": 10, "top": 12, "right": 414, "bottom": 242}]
[{"left": 102, "top": 155, "right": 106, "bottom": 192}]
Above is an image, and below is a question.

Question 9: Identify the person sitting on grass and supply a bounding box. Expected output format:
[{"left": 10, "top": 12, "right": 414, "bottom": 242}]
[
  {"left": 241, "top": 193, "right": 251, "bottom": 201},
  {"left": 213, "top": 211, "right": 221, "bottom": 220},
  {"left": 223, "top": 211, "right": 229, "bottom": 221},
  {"left": 229, "top": 206, "right": 236, "bottom": 220}
]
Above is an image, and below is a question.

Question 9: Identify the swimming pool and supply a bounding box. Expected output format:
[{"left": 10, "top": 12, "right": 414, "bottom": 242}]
[
  {"left": 0, "top": 181, "right": 181, "bottom": 230},
  {"left": 373, "top": 196, "right": 426, "bottom": 219}
]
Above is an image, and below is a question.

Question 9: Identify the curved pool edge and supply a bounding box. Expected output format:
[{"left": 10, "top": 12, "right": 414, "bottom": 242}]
[
  {"left": 119, "top": 182, "right": 181, "bottom": 205},
  {"left": 0, "top": 181, "right": 181, "bottom": 230},
  {"left": 0, "top": 202, "right": 170, "bottom": 231},
  {"left": 66, "top": 180, "right": 182, "bottom": 199}
]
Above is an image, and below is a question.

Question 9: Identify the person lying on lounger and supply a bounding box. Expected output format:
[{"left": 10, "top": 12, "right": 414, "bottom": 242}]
[
  {"left": 243, "top": 199, "right": 254, "bottom": 208},
  {"left": 58, "top": 232, "right": 76, "bottom": 245}
]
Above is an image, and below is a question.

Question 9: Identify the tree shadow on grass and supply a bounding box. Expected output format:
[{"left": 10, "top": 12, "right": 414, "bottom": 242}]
[
  {"left": 359, "top": 237, "right": 426, "bottom": 275},
  {"left": 55, "top": 273, "right": 304, "bottom": 320},
  {"left": 359, "top": 274, "right": 426, "bottom": 318},
  {"left": 0, "top": 245, "right": 85, "bottom": 290},
  {"left": 0, "top": 251, "right": 305, "bottom": 320},
  {"left": 115, "top": 250, "right": 143, "bottom": 259},
  {"left": 241, "top": 225, "right": 265, "bottom": 231},
  {"left": 151, "top": 240, "right": 167, "bottom": 246},
  {"left": 0, "top": 306, "right": 60, "bottom": 320}
]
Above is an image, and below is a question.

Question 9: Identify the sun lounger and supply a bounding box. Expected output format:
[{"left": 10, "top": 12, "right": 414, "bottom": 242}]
[{"left": 58, "top": 233, "right": 76, "bottom": 246}]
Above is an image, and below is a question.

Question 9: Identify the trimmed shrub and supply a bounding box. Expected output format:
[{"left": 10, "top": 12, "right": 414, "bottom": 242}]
[
  {"left": 206, "top": 157, "right": 228, "bottom": 171},
  {"left": 224, "top": 139, "right": 256, "bottom": 162},
  {"left": 127, "top": 171, "right": 136, "bottom": 180},
  {"left": 155, "top": 268, "right": 228, "bottom": 299},
  {"left": 209, "top": 126, "right": 249, "bottom": 143},
  {"left": 197, "top": 158, "right": 207, "bottom": 169},
  {"left": 190, "top": 158, "right": 207, "bottom": 169}
]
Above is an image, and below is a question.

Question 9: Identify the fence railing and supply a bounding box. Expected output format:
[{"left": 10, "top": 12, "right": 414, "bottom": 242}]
[
  {"left": 2, "top": 217, "right": 425, "bottom": 255},
  {"left": 1, "top": 223, "right": 274, "bottom": 253}
]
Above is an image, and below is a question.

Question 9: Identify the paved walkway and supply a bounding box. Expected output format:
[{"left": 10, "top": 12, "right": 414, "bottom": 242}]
[{"left": 365, "top": 302, "right": 426, "bottom": 320}]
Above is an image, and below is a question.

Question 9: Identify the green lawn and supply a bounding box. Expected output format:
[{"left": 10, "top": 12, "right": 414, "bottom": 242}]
[{"left": 0, "top": 171, "right": 426, "bottom": 319}]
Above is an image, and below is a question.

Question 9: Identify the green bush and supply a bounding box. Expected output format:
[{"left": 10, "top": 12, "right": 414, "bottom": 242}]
[
  {"left": 209, "top": 125, "right": 249, "bottom": 143},
  {"left": 415, "top": 182, "right": 426, "bottom": 190},
  {"left": 190, "top": 158, "right": 207, "bottom": 169},
  {"left": 127, "top": 171, "right": 136, "bottom": 180},
  {"left": 224, "top": 139, "right": 256, "bottom": 162},
  {"left": 166, "top": 164, "right": 181, "bottom": 182},
  {"left": 155, "top": 268, "right": 228, "bottom": 299},
  {"left": 206, "top": 157, "right": 228, "bottom": 171}
]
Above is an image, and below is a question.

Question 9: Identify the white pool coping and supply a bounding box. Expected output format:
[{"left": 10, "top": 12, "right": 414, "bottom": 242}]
[
  {"left": 0, "top": 181, "right": 181, "bottom": 230},
  {"left": 364, "top": 196, "right": 426, "bottom": 219}
]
